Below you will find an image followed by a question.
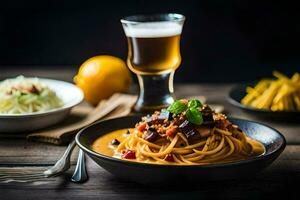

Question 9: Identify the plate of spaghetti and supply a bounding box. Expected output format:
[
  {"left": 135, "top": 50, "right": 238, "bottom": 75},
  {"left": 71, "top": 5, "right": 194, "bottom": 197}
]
[{"left": 76, "top": 99, "right": 285, "bottom": 184}]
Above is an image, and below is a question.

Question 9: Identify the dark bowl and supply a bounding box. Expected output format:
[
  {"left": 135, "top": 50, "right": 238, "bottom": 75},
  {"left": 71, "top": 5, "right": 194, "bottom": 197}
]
[
  {"left": 228, "top": 84, "right": 300, "bottom": 120},
  {"left": 75, "top": 115, "right": 286, "bottom": 184}
]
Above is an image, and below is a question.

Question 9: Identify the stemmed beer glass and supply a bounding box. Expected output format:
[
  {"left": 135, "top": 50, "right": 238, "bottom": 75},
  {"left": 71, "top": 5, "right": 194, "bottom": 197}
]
[{"left": 121, "top": 13, "right": 185, "bottom": 112}]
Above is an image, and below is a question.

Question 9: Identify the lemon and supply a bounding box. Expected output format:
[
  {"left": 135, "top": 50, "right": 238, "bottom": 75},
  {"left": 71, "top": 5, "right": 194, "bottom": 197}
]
[{"left": 74, "top": 55, "right": 131, "bottom": 105}]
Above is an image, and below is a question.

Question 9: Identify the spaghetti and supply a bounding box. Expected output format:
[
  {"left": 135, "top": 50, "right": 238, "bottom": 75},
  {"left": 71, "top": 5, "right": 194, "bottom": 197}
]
[{"left": 92, "top": 99, "right": 265, "bottom": 165}]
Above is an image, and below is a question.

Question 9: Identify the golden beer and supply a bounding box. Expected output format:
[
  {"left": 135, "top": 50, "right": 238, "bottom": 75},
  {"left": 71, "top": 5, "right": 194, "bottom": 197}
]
[{"left": 127, "top": 34, "right": 181, "bottom": 75}]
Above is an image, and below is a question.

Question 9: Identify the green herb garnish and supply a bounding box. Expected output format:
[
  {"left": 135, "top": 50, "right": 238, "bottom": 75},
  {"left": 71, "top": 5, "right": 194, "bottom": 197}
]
[
  {"left": 188, "top": 99, "right": 202, "bottom": 108},
  {"left": 186, "top": 107, "right": 203, "bottom": 125},
  {"left": 167, "top": 100, "right": 187, "bottom": 114},
  {"left": 167, "top": 99, "right": 203, "bottom": 125}
]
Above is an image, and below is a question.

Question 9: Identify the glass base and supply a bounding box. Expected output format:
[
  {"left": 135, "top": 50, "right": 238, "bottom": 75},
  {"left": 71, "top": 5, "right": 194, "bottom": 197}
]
[{"left": 133, "top": 71, "right": 175, "bottom": 113}]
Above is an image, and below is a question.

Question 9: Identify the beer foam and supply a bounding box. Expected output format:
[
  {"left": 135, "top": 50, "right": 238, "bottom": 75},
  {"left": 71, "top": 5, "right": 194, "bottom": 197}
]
[{"left": 123, "top": 22, "right": 182, "bottom": 38}]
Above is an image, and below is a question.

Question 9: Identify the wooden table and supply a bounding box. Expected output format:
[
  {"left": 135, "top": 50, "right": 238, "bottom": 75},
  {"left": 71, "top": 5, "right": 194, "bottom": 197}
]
[{"left": 0, "top": 69, "right": 299, "bottom": 200}]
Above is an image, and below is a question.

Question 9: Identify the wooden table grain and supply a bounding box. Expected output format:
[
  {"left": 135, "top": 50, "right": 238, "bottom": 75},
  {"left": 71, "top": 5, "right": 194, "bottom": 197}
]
[{"left": 0, "top": 69, "right": 299, "bottom": 200}]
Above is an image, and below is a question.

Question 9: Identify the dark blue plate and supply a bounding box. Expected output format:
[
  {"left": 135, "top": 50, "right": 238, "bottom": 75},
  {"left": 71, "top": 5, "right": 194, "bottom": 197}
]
[
  {"left": 76, "top": 115, "right": 285, "bottom": 184},
  {"left": 228, "top": 84, "right": 300, "bottom": 120}
]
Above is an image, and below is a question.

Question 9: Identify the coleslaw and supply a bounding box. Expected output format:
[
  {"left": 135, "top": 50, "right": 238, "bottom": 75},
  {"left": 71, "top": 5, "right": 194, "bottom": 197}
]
[{"left": 0, "top": 76, "right": 64, "bottom": 114}]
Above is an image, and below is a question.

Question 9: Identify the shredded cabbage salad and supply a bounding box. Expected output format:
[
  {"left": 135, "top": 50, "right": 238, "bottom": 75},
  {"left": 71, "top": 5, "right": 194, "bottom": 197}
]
[{"left": 0, "top": 76, "right": 64, "bottom": 114}]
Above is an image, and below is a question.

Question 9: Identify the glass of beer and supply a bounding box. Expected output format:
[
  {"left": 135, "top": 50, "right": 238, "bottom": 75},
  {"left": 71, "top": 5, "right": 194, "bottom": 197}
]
[{"left": 121, "top": 13, "right": 185, "bottom": 112}]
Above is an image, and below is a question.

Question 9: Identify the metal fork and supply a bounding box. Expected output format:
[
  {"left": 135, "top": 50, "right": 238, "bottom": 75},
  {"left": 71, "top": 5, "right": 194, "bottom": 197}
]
[{"left": 0, "top": 139, "right": 77, "bottom": 182}]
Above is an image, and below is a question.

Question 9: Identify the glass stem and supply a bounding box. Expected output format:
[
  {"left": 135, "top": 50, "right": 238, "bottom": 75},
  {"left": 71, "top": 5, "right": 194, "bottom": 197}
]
[{"left": 134, "top": 71, "right": 175, "bottom": 113}]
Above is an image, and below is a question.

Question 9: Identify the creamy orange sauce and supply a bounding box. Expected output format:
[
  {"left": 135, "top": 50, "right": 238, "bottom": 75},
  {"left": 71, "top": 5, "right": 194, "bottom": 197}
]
[
  {"left": 92, "top": 128, "right": 133, "bottom": 157},
  {"left": 91, "top": 128, "right": 265, "bottom": 164}
]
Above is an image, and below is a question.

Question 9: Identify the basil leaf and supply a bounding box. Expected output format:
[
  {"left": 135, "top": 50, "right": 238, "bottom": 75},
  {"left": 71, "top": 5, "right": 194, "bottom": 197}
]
[
  {"left": 188, "top": 99, "right": 202, "bottom": 109},
  {"left": 186, "top": 107, "right": 203, "bottom": 125},
  {"left": 167, "top": 100, "right": 187, "bottom": 114}
]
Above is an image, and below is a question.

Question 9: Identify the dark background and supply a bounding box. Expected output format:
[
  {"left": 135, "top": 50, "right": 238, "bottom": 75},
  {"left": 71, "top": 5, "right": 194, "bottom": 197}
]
[{"left": 0, "top": 0, "right": 299, "bottom": 82}]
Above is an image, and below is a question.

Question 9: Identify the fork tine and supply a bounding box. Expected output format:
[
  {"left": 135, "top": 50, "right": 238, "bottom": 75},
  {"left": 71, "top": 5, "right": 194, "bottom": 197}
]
[
  {"left": 0, "top": 173, "right": 48, "bottom": 181},
  {"left": 0, "top": 176, "right": 51, "bottom": 183},
  {"left": 0, "top": 171, "right": 38, "bottom": 175},
  {"left": 0, "top": 172, "right": 44, "bottom": 177},
  {"left": 0, "top": 169, "right": 46, "bottom": 174},
  {"left": 0, "top": 174, "right": 46, "bottom": 179}
]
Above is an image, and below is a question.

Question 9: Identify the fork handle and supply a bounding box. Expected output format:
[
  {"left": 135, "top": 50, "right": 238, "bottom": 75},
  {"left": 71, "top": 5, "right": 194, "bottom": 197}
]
[
  {"left": 61, "top": 139, "right": 77, "bottom": 161},
  {"left": 44, "top": 139, "right": 76, "bottom": 177},
  {"left": 71, "top": 149, "right": 88, "bottom": 183}
]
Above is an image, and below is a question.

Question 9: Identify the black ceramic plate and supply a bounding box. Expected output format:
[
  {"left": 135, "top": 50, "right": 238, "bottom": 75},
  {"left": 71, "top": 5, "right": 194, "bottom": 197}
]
[
  {"left": 228, "top": 84, "right": 300, "bottom": 120},
  {"left": 76, "top": 115, "right": 286, "bottom": 184}
]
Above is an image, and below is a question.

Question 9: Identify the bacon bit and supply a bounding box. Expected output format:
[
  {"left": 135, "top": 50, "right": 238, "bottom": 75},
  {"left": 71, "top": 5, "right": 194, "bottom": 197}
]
[
  {"left": 164, "top": 154, "right": 174, "bottom": 162},
  {"left": 166, "top": 127, "right": 177, "bottom": 137},
  {"left": 28, "top": 85, "right": 40, "bottom": 94},
  {"left": 121, "top": 150, "right": 136, "bottom": 159},
  {"left": 137, "top": 123, "right": 147, "bottom": 132}
]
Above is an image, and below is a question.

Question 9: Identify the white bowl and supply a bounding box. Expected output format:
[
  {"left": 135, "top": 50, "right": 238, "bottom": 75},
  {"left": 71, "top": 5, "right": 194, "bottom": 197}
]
[{"left": 0, "top": 78, "right": 84, "bottom": 133}]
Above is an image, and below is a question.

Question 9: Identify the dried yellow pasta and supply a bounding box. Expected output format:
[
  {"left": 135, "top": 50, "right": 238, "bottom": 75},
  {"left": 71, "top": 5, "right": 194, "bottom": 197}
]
[{"left": 241, "top": 71, "right": 300, "bottom": 111}]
